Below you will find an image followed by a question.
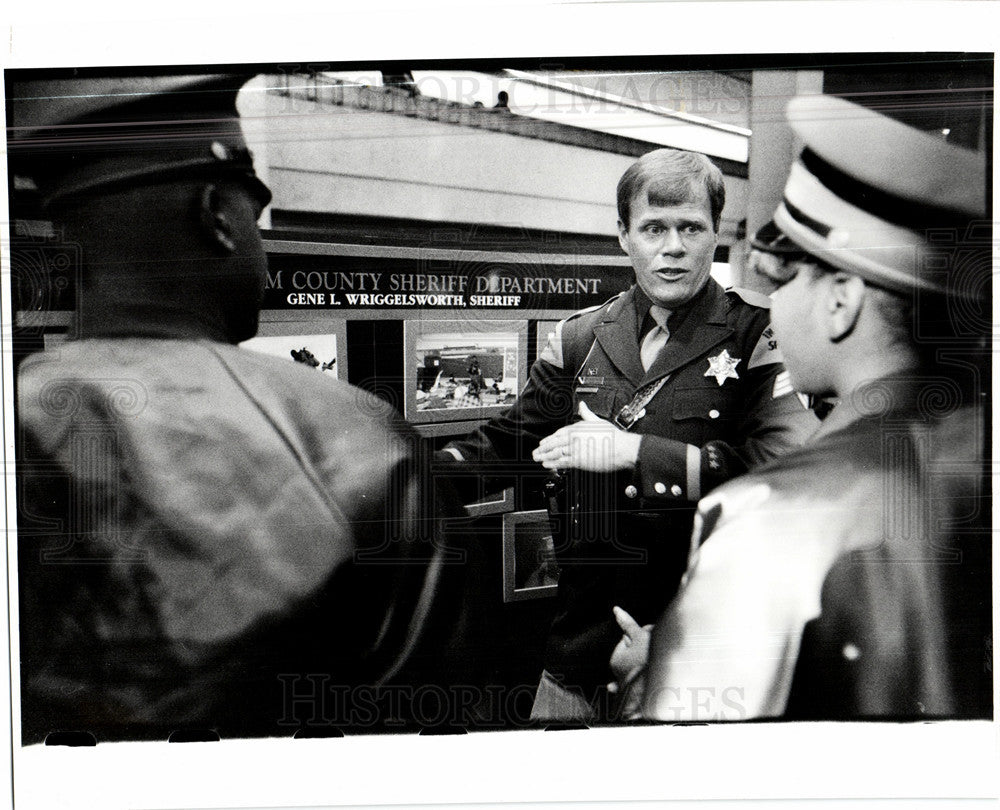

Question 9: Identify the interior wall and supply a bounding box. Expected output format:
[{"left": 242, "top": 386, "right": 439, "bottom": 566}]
[{"left": 241, "top": 83, "right": 748, "bottom": 244}]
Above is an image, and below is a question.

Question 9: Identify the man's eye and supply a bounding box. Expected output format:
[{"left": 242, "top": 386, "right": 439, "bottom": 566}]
[
  {"left": 683, "top": 224, "right": 705, "bottom": 234},
  {"left": 645, "top": 225, "right": 663, "bottom": 235}
]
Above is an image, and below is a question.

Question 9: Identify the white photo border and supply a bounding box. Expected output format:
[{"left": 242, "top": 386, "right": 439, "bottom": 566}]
[{"left": 2, "top": 3, "right": 997, "bottom": 810}]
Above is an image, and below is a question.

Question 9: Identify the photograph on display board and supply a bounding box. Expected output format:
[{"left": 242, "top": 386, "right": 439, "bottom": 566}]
[
  {"left": 464, "top": 486, "right": 515, "bottom": 517},
  {"left": 240, "top": 331, "right": 341, "bottom": 377},
  {"left": 239, "top": 316, "right": 347, "bottom": 378},
  {"left": 502, "top": 509, "right": 561, "bottom": 602},
  {"left": 404, "top": 319, "right": 527, "bottom": 423}
]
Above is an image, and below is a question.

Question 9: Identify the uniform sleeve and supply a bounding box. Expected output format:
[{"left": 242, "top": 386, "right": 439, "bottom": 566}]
[
  {"left": 640, "top": 486, "right": 828, "bottom": 721},
  {"left": 443, "top": 319, "right": 577, "bottom": 469},
  {"left": 352, "top": 419, "right": 468, "bottom": 692},
  {"left": 633, "top": 310, "right": 818, "bottom": 502}
]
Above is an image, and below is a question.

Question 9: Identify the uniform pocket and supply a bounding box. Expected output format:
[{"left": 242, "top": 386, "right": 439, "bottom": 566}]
[
  {"left": 672, "top": 387, "right": 736, "bottom": 424},
  {"left": 573, "top": 385, "right": 619, "bottom": 420}
]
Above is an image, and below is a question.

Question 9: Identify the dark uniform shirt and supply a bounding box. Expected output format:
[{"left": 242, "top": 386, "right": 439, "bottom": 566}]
[{"left": 448, "top": 279, "right": 818, "bottom": 695}]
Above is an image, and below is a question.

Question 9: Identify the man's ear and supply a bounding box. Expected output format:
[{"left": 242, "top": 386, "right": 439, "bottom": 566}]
[
  {"left": 617, "top": 219, "right": 630, "bottom": 256},
  {"left": 827, "top": 272, "right": 865, "bottom": 342},
  {"left": 198, "top": 184, "right": 237, "bottom": 253}
]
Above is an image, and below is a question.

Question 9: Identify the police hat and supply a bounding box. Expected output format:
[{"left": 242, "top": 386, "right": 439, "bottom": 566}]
[
  {"left": 749, "top": 219, "right": 802, "bottom": 256},
  {"left": 8, "top": 74, "right": 271, "bottom": 209},
  {"left": 774, "top": 94, "right": 986, "bottom": 297}
]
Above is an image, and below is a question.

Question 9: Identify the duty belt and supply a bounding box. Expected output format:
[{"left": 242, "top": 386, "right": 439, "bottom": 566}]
[{"left": 613, "top": 376, "right": 669, "bottom": 430}]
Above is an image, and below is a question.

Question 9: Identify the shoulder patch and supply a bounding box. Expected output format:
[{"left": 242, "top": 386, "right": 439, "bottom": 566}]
[
  {"left": 553, "top": 293, "right": 623, "bottom": 374},
  {"left": 747, "top": 324, "right": 783, "bottom": 369},
  {"left": 688, "top": 481, "right": 773, "bottom": 564},
  {"left": 564, "top": 292, "right": 623, "bottom": 324},
  {"left": 537, "top": 320, "right": 565, "bottom": 369},
  {"left": 726, "top": 286, "right": 773, "bottom": 309}
]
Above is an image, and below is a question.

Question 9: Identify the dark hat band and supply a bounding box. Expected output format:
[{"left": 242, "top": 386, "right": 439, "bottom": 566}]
[
  {"left": 8, "top": 74, "right": 271, "bottom": 208},
  {"left": 799, "top": 148, "right": 978, "bottom": 234},
  {"left": 749, "top": 219, "right": 808, "bottom": 256},
  {"left": 781, "top": 197, "right": 832, "bottom": 240},
  {"left": 40, "top": 149, "right": 272, "bottom": 208}
]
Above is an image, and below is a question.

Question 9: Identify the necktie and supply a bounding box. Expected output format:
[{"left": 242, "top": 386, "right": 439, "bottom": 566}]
[{"left": 640, "top": 305, "right": 671, "bottom": 371}]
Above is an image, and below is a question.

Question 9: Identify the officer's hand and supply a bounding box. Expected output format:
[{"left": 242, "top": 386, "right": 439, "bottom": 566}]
[
  {"left": 532, "top": 402, "right": 642, "bottom": 472},
  {"left": 608, "top": 605, "right": 653, "bottom": 689}
]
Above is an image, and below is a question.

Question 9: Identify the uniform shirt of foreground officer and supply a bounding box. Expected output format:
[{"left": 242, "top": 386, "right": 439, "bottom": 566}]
[
  {"left": 638, "top": 95, "right": 991, "bottom": 721},
  {"left": 446, "top": 148, "right": 818, "bottom": 719},
  {"left": 11, "top": 75, "right": 458, "bottom": 742}
]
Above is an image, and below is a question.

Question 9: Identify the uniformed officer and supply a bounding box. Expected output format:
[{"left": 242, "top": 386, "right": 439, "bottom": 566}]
[
  {"left": 639, "top": 95, "right": 990, "bottom": 721},
  {"left": 11, "top": 74, "right": 460, "bottom": 742},
  {"left": 444, "top": 147, "right": 818, "bottom": 721}
]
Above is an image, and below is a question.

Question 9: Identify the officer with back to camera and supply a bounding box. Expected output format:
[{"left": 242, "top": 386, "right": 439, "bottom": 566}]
[{"left": 11, "top": 73, "right": 461, "bottom": 742}]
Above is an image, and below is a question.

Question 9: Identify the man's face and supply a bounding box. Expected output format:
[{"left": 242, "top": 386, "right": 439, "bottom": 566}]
[
  {"left": 618, "top": 184, "right": 718, "bottom": 309},
  {"left": 769, "top": 262, "right": 830, "bottom": 396}
]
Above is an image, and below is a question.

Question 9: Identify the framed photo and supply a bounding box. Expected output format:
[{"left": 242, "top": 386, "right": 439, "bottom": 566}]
[
  {"left": 464, "top": 486, "right": 515, "bottom": 517},
  {"left": 404, "top": 319, "right": 527, "bottom": 423},
  {"left": 534, "top": 319, "right": 562, "bottom": 363},
  {"left": 240, "top": 317, "right": 347, "bottom": 379},
  {"left": 502, "top": 509, "right": 560, "bottom": 602}
]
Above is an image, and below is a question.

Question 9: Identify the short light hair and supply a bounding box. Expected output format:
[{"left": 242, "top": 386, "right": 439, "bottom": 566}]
[{"left": 617, "top": 148, "right": 726, "bottom": 232}]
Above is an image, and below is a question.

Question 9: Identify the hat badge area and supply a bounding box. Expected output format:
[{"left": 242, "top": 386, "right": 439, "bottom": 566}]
[
  {"left": 826, "top": 228, "right": 851, "bottom": 249},
  {"left": 705, "top": 350, "right": 741, "bottom": 386},
  {"left": 8, "top": 74, "right": 273, "bottom": 209},
  {"left": 211, "top": 141, "right": 232, "bottom": 161},
  {"left": 773, "top": 94, "right": 987, "bottom": 299}
]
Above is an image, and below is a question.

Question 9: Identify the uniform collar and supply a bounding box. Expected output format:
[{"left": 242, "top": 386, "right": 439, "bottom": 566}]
[
  {"left": 631, "top": 278, "right": 723, "bottom": 332},
  {"left": 597, "top": 279, "right": 731, "bottom": 386},
  {"left": 812, "top": 373, "right": 926, "bottom": 440},
  {"left": 633, "top": 287, "right": 672, "bottom": 337},
  {"left": 671, "top": 278, "right": 726, "bottom": 333},
  {"left": 633, "top": 286, "right": 654, "bottom": 338}
]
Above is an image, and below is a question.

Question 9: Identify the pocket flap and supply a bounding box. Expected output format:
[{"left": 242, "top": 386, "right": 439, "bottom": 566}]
[
  {"left": 574, "top": 385, "right": 617, "bottom": 420},
  {"left": 673, "top": 387, "right": 728, "bottom": 421}
]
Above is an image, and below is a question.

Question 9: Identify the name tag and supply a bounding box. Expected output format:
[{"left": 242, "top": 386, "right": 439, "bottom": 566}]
[
  {"left": 578, "top": 376, "right": 605, "bottom": 385},
  {"left": 575, "top": 386, "right": 599, "bottom": 394}
]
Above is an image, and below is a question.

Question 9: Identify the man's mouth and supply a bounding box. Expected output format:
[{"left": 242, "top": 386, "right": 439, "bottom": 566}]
[{"left": 655, "top": 268, "right": 687, "bottom": 280}]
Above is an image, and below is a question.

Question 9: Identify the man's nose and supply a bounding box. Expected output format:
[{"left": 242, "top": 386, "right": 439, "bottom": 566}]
[{"left": 660, "top": 228, "right": 684, "bottom": 255}]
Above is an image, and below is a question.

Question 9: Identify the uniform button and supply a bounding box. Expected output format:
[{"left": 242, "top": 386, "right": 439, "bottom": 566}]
[
  {"left": 670, "top": 484, "right": 683, "bottom": 497},
  {"left": 625, "top": 485, "right": 638, "bottom": 499},
  {"left": 654, "top": 482, "right": 667, "bottom": 495},
  {"left": 709, "top": 409, "right": 720, "bottom": 419},
  {"left": 842, "top": 643, "right": 861, "bottom": 661}
]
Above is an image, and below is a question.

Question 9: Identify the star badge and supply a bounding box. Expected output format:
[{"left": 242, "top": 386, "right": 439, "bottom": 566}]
[{"left": 705, "top": 349, "right": 741, "bottom": 386}]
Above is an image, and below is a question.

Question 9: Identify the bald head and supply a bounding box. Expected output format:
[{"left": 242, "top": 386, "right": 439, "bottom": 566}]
[{"left": 59, "top": 177, "right": 269, "bottom": 344}]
